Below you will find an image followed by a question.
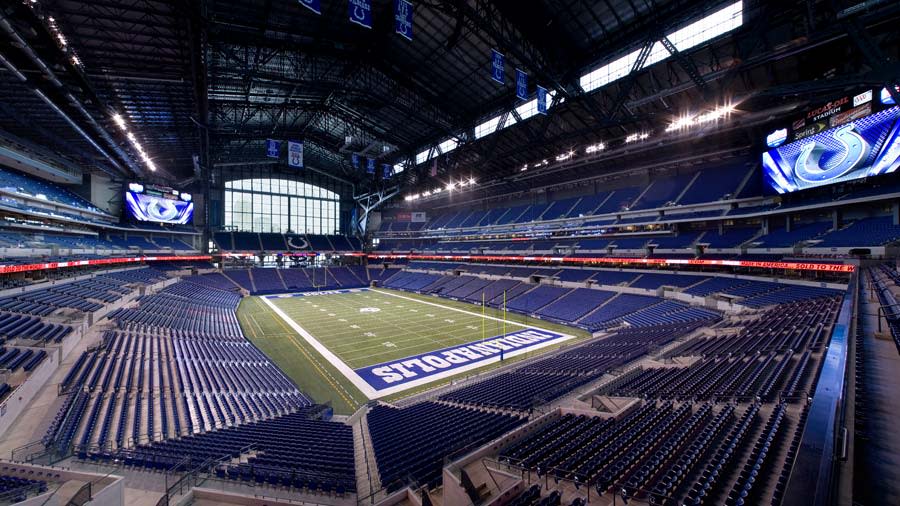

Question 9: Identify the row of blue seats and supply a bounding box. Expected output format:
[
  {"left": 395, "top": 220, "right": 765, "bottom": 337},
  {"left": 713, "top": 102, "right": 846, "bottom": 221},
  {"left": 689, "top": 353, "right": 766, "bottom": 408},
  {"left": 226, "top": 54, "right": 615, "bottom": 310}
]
[
  {"left": 0, "top": 268, "right": 167, "bottom": 317},
  {"left": 0, "top": 312, "right": 72, "bottom": 342},
  {"left": 214, "top": 232, "right": 361, "bottom": 252},
  {"left": 113, "top": 407, "right": 354, "bottom": 494},
  {"left": 421, "top": 166, "right": 748, "bottom": 231},
  {"left": 0, "top": 166, "right": 107, "bottom": 214},
  {"left": 222, "top": 266, "right": 369, "bottom": 295},
  {"left": 440, "top": 323, "right": 703, "bottom": 411},
  {"left": 368, "top": 402, "right": 524, "bottom": 491},
  {"left": 53, "top": 284, "right": 312, "bottom": 456}
]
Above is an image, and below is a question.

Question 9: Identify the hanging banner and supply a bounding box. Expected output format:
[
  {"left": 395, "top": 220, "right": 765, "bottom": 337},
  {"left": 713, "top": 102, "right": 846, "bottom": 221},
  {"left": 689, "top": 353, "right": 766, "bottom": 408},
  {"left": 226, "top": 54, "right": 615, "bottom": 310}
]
[
  {"left": 430, "top": 159, "right": 438, "bottom": 177},
  {"left": 491, "top": 49, "right": 504, "bottom": 84},
  {"left": 352, "top": 153, "right": 360, "bottom": 169},
  {"left": 382, "top": 163, "right": 393, "bottom": 178},
  {"left": 537, "top": 86, "right": 548, "bottom": 115},
  {"left": 349, "top": 0, "right": 373, "bottom": 29},
  {"left": 516, "top": 68, "right": 528, "bottom": 101},
  {"left": 395, "top": 0, "right": 413, "bottom": 41},
  {"left": 366, "top": 157, "right": 376, "bottom": 174},
  {"left": 265, "top": 139, "right": 280, "bottom": 158},
  {"left": 298, "top": 0, "right": 321, "bottom": 14},
  {"left": 287, "top": 140, "right": 304, "bottom": 168}
]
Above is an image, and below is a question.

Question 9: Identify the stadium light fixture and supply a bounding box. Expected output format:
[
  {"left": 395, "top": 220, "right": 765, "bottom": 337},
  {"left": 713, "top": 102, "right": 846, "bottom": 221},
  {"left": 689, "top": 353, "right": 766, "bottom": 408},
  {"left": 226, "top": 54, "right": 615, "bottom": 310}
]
[
  {"left": 468, "top": 178, "right": 475, "bottom": 185},
  {"left": 626, "top": 132, "right": 651, "bottom": 143},
  {"left": 112, "top": 114, "right": 127, "bottom": 130},
  {"left": 665, "top": 103, "right": 736, "bottom": 132},
  {"left": 555, "top": 150, "right": 575, "bottom": 162},
  {"left": 112, "top": 112, "right": 157, "bottom": 172},
  {"left": 585, "top": 143, "right": 605, "bottom": 154}
]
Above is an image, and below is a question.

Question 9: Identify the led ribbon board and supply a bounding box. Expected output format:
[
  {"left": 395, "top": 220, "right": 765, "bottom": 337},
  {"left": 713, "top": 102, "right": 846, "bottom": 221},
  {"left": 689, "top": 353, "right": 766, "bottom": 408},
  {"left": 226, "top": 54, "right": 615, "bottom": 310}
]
[
  {"left": 365, "top": 253, "right": 856, "bottom": 273},
  {"left": 0, "top": 255, "right": 212, "bottom": 274}
]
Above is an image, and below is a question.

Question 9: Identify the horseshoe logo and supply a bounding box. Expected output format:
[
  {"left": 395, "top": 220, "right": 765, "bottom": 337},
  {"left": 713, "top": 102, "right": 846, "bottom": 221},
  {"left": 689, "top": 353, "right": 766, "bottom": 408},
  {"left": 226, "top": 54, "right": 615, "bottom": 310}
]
[
  {"left": 794, "top": 124, "right": 870, "bottom": 184},
  {"left": 287, "top": 237, "right": 309, "bottom": 250}
]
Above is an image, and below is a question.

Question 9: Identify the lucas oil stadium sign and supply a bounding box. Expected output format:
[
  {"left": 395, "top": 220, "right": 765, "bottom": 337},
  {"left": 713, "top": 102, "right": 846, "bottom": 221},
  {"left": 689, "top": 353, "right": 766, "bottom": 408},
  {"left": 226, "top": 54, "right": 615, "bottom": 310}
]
[{"left": 355, "top": 328, "right": 569, "bottom": 392}]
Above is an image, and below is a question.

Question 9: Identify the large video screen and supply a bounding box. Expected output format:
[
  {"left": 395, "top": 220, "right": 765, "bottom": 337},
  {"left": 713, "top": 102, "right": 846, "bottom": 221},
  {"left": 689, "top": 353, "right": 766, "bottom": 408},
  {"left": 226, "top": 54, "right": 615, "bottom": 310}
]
[
  {"left": 762, "top": 92, "right": 900, "bottom": 194},
  {"left": 125, "top": 183, "right": 193, "bottom": 224}
]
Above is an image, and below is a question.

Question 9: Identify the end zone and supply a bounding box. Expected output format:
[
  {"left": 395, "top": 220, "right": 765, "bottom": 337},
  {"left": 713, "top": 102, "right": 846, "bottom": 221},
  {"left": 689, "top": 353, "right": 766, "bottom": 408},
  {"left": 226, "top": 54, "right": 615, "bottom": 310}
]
[{"left": 259, "top": 291, "right": 576, "bottom": 399}]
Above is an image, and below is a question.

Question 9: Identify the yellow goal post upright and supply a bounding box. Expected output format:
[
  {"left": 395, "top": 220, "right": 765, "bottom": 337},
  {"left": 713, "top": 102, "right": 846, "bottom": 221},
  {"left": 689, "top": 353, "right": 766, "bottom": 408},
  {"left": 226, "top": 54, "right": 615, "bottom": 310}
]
[
  {"left": 481, "top": 291, "right": 485, "bottom": 345},
  {"left": 502, "top": 289, "right": 506, "bottom": 361}
]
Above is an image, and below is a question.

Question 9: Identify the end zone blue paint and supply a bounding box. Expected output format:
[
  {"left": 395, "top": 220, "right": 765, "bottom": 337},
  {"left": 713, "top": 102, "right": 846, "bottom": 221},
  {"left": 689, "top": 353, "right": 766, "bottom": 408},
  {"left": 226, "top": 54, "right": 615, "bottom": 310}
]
[
  {"left": 355, "top": 328, "right": 566, "bottom": 391},
  {"left": 264, "top": 288, "right": 370, "bottom": 299}
]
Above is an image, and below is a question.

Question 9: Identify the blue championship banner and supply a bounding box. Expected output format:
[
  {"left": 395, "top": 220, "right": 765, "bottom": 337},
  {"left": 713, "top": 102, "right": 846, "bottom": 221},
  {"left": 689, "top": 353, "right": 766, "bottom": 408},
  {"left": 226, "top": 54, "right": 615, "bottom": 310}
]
[
  {"left": 537, "top": 85, "right": 548, "bottom": 115},
  {"left": 516, "top": 68, "right": 528, "bottom": 101},
  {"left": 349, "top": 0, "right": 372, "bottom": 28},
  {"left": 355, "top": 328, "right": 567, "bottom": 391},
  {"left": 395, "top": 0, "right": 413, "bottom": 41},
  {"left": 491, "top": 49, "right": 505, "bottom": 84},
  {"left": 287, "top": 140, "right": 303, "bottom": 168},
  {"left": 366, "top": 157, "right": 376, "bottom": 174},
  {"left": 537, "top": 86, "right": 547, "bottom": 114},
  {"left": 298, "top": 0, "right": 321, "bottom": 14},
  {"left": 265, "top": 139, "right": 280, "bottom": 158}
]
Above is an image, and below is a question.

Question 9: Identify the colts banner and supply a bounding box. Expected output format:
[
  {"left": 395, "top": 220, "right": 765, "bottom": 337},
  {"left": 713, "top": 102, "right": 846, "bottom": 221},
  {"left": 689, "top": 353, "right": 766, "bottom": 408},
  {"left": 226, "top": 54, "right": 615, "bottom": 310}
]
[
  {"left": 351, "top": 153, "right": 360, "bottom": 169},
  {"left": 537, "top": 86, "right": 548, "bottom": 114},
  {"left": 349, "top": 0, "right": 372, "bottom": 28},
  {"left": 366, "top": 157, "right": 376, "bottom": 174},
  {"left": 491, "top": 49, "right": 504, "bottom": 84},
  {"left": 298, "top": 0, "right": 321, "bottom": 14},
  {"left": 516, "top": 68, "right": 528, "bottom": 101},
  {"left": 395, "top": 0, "right": 413, "bottom": 41},
  {"left": 382, "top": 163, "right": 393, "bottom": 179},
  {"left": 265, "top": 139, "right": 280, "bottom": 158},
  {"left": 287, "top": 140, "right": 303, "bottom": 168}
]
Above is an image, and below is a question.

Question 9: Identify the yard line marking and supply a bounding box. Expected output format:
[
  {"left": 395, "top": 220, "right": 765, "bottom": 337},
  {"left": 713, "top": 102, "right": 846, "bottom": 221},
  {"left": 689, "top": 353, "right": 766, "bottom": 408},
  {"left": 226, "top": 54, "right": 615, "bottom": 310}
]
[
  {"left": 260, "top": 295, "right": 379, "bottom": 398},
  {"left": 261, "top": 288, "right": 574, "bottom": 398},
  {"left": 252, "top": 298, "right": 358, "bottom": 409},
  {"left": 371, "top": 288, "right": 558, "bottom": 332}
]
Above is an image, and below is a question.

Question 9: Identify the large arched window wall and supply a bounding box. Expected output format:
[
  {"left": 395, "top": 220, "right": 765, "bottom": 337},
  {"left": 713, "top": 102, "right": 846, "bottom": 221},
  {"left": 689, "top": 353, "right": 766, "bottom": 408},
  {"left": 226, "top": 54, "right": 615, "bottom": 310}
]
[{"left": 224, "top": 178, "right": 340, "bottom": 234}]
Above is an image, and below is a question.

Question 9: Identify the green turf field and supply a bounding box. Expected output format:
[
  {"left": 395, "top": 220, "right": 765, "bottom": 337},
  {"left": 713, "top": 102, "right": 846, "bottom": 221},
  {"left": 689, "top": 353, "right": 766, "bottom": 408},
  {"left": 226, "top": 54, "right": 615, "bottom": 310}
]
[{"left": 237, "top": 288, "right": 591, "bottom": 415}]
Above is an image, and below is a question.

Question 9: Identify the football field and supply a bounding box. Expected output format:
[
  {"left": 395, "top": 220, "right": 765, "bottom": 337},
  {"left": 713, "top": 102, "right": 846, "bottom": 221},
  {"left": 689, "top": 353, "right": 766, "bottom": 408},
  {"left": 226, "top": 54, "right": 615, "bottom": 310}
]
[{"left": 237, "top": 288, "right": 590, "bottom": 414}]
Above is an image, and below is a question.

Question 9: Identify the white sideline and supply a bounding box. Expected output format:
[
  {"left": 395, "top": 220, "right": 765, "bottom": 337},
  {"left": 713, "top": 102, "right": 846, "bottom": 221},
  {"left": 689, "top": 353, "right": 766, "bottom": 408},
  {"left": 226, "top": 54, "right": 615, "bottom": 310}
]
[
  {"left": 260, "top": 289, "right": 576, "bottom": 399},
  {"left": 260, "top": 294, "right": 380, "bottom": 399}
]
